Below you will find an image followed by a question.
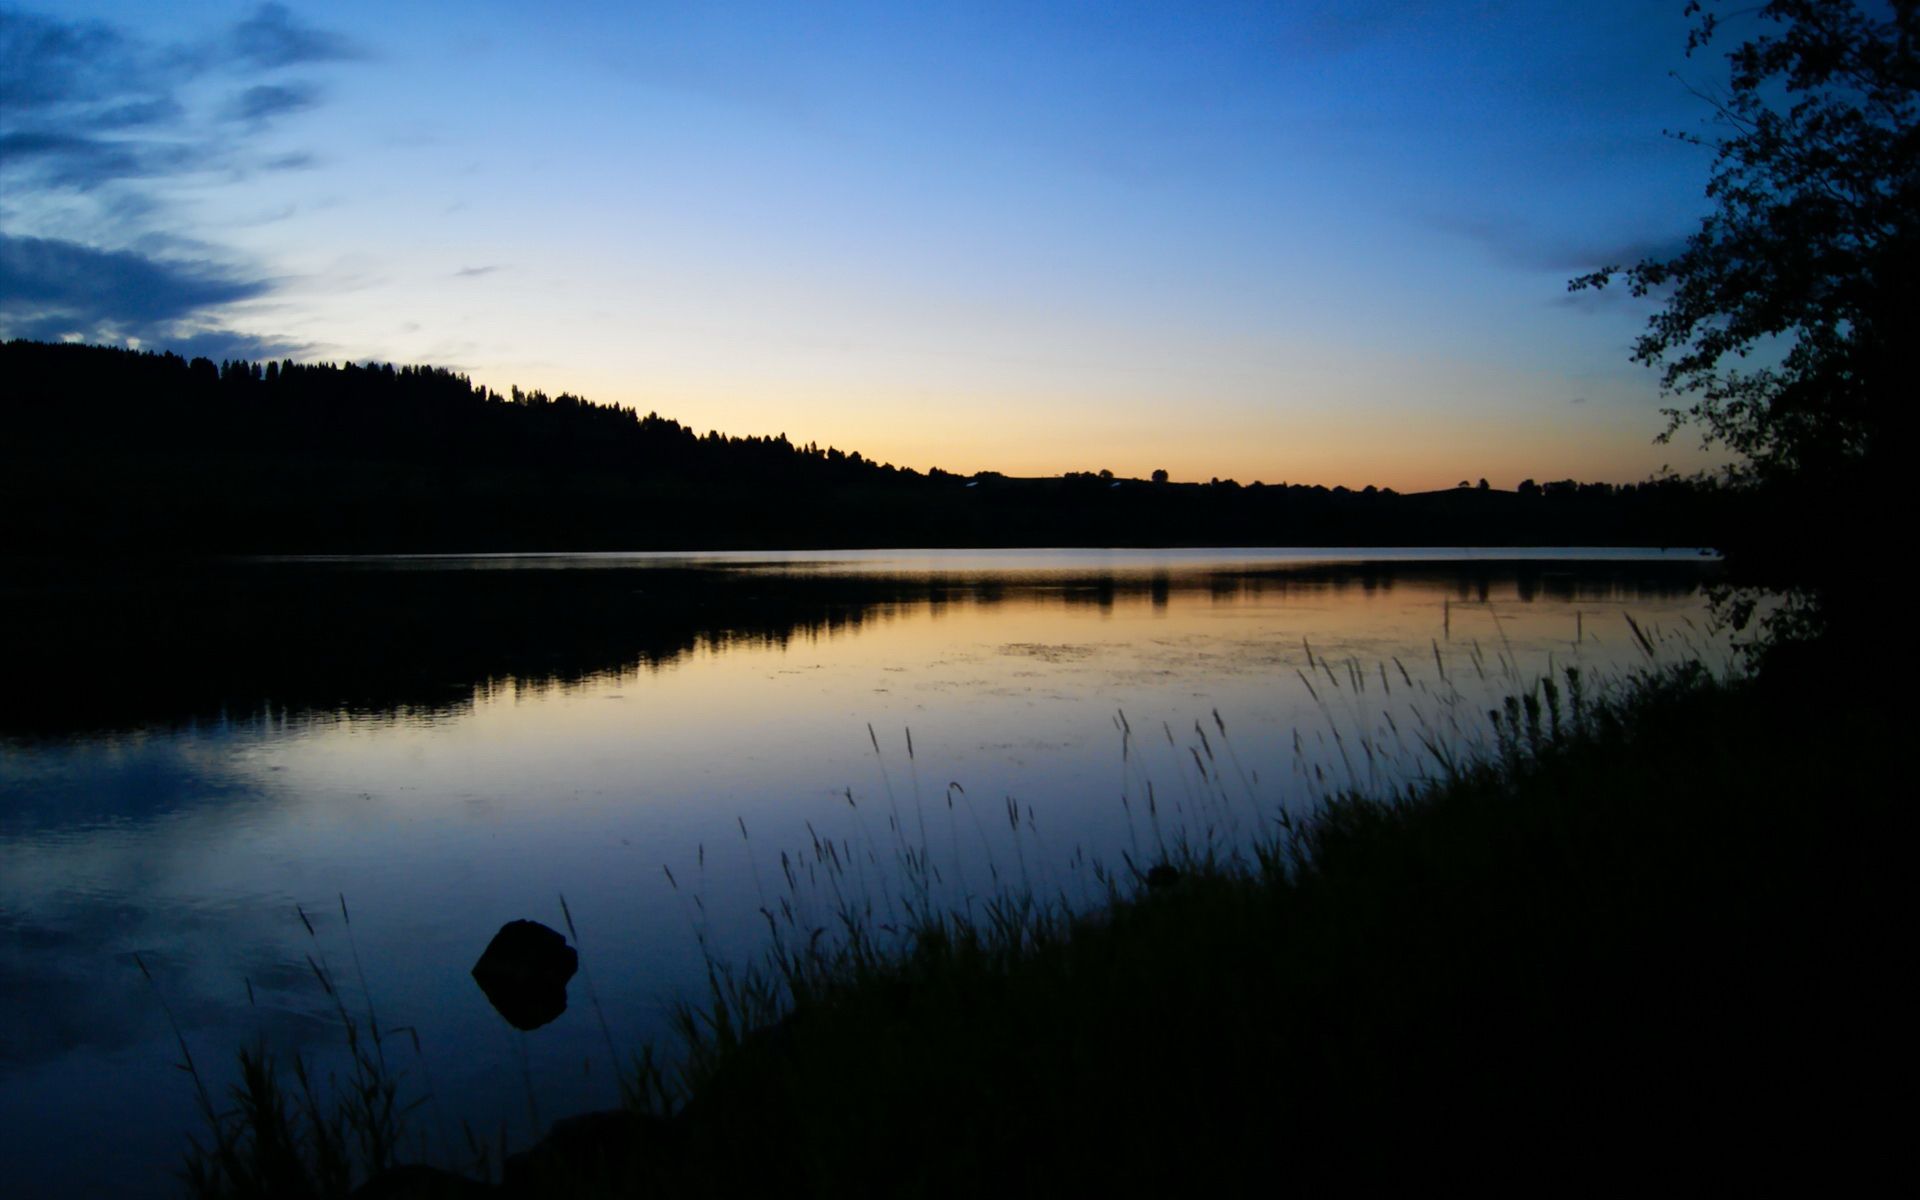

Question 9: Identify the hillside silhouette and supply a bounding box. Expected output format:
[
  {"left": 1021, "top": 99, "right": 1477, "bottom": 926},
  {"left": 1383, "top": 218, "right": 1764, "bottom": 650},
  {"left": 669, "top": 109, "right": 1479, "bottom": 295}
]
[{"left": 2, "top": 340, "right": 1729, "bottom": 553}]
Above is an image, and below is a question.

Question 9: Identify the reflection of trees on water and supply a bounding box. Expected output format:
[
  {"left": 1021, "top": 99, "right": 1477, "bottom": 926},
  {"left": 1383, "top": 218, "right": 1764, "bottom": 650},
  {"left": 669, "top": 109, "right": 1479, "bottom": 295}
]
[{"left": 0, "top": 560, "right": 1714, "bottom": 738}]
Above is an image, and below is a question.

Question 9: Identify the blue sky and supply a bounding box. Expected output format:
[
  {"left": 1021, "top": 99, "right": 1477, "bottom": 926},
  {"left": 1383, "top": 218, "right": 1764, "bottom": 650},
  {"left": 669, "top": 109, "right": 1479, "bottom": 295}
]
[{"left": 1, "top": 1, "right": 1734, "bottom": 488}]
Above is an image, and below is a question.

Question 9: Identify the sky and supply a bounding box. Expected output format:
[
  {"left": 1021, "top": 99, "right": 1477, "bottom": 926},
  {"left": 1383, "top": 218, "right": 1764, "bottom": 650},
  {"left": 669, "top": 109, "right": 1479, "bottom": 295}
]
[{"left": 0, "top": 1, "right": 1742, "bottom": 490}]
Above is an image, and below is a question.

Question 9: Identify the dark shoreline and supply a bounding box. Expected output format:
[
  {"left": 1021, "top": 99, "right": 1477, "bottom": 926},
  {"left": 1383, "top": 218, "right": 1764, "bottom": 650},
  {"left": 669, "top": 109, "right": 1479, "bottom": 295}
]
[{"left": 173, "top": 659, "right": 1899, "bottom": 1195}]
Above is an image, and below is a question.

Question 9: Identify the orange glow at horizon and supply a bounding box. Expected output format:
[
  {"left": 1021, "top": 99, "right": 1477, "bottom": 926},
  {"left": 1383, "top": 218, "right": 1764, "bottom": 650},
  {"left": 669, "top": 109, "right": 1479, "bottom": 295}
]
[{"left": 438, "top": 359, "right": 1714, "bottom": 497}]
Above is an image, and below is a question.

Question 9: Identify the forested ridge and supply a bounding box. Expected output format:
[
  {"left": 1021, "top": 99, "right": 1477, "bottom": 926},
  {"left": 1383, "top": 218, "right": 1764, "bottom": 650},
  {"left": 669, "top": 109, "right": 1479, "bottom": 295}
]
[{"left": 2, "top": 340, "right": 1729, "bottom": 553}]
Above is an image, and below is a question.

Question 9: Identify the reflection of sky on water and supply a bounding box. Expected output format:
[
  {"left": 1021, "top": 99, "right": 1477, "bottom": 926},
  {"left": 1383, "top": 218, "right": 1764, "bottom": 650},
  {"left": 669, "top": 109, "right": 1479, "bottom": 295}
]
[{"left": 0, "top": 554, "right": 1722, "bottom": 1197}]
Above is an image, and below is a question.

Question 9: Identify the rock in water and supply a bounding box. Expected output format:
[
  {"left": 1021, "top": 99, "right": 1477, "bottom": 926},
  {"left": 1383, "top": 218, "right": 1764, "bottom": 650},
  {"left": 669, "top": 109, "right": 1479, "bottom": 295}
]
[{"left": 471, "top": 919, "right": 579, "bottom": 1030}]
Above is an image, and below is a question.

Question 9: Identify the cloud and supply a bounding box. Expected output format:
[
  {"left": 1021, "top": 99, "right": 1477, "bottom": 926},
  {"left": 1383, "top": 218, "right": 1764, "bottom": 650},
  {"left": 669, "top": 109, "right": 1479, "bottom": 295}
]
[
  {"left": 0, "top": 232, "right": 264, "bottom": 324},
  {"left": 83, "top": 96, "right": 185, "bottom": 131},
  {"left": 1561, "top": 232, "right": 1693, "bottom": 273},
  {"left": 149, "top": 326, "right": 306, "bottom": 362},
  {"left": 0, "top": 5, "right": 358, "bottom": 193},
  {"left": 231, "top": 2, "right": 364, "bottom": 68},
  {"left": 1, "top": 6, "right": 360, "bottom": 354},
  {"left": 0, "top": 232, "right": 295, "bottom": 359},
  {"left": 227, "top": 81, "right": 322, "bottom": 123},
  {"left": 1428, "top": 211, "right": 1692, "bottom": 274},
  {"left": 0, "top": 11, "right": 186, "bottom": 189},
  {"left": 0, "top": 131, "right": 148, "bottom": 185},
  {"left": 0, "top": 9, "right": 141, "bottom": 110},
  {"left": 454, "top": 265, "right": 502, "bottom": 278},
  {"left": 1553, "top": 285, "right": 1650, "bottom": 314}
]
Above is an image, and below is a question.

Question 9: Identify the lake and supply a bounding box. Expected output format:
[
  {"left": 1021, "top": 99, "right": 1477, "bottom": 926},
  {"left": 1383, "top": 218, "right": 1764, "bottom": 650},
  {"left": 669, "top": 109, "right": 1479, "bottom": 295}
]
[{"left": 0, "top": 548, "right": 1726, "bottom": 1196}]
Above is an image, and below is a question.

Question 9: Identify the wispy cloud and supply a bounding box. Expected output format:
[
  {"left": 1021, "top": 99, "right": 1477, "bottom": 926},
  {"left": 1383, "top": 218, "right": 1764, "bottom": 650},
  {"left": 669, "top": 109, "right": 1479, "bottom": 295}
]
[
  {"left": 0, "top": 232, "right": 296, "bottom": 359},
  {"left": 262, "top": 150, "right": 318, "bottom": 172},
  {"left": 0, "top": 10, "right": 182, "bottom": 189},
  {"left": 0, "top": 9, "right": 143, "bottom": 110},
  {"left": 0, "top": 130, "right": 189, "bottom": 188},
  {"left": 0, "top": 234, "right": 264, "bottom": 324},
  {"left": 227, "top": 81, "right": 323, "bottom": 124},
  {"left": 231, "top": 2, "right": 364, "bottom": 69},
  {"left": 1428, "top": 211, "right": 1691, "bottom": 275},
  {"left": 0, "top": 5, "right": 362, "bottom": 353},
  {"left": 0, "top": 6, "right": 356, "bottom": 193}
]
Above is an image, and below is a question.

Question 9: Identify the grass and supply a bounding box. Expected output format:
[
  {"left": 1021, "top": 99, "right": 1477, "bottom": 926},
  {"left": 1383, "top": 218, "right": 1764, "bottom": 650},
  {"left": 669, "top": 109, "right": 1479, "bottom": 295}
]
[
  {"left": 162, "top": 648, "right": 1902, "bottom": 1195},
  {"left": 139, "top": 898, "right": 468, "bottom": 1199}
]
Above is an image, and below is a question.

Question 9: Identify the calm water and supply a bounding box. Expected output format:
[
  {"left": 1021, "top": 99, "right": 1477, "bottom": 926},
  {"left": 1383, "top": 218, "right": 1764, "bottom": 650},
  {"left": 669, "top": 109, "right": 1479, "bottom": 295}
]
[{"left": 0, "top": 549, "right": 1725, "bottom": 1196}]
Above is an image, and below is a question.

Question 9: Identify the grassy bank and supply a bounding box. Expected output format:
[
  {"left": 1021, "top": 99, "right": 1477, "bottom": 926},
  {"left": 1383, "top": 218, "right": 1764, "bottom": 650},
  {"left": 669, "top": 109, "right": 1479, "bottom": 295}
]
[{"left": 182, "top": 661, "right": 1902, "bottom": 1195}]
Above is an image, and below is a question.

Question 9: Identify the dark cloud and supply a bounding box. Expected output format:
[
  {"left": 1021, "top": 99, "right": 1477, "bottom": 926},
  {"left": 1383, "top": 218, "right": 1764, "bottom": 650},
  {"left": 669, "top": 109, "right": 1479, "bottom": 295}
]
[
  {"left": 1, "top": 129, "right": 136, "bottom": 170},
  {"left": 0, "top": 232, "right": 264, "bottom": 324},
  {"left": 0, "top": 9, "right": 139, "bottom": 109},
  {"left": 262, "top": 150, "right": 318, "bottom": 171},
  {"left": 83, "top": 96, "right": 185, "bottom": 131},
  {"left": 1, "top": 6, "right": 359, "bottom": 352},
  {"left": 1429, "top": 211, "right": 1691, "bottom": 274},
  {"left": 0, "top": 5, "right": 357, "bottom": 192},
  {"left": 232, "top": 3, "right": 364, "bottom": 68},
  {"left": 227, "top": 81, "right": 322, "bottom": 123},
  {"left": 0, "top": 233, "right": 294, "bottom": 359},
  {"left": 0, "top": 10, "right": 180, "bottom": 188},
  {"left": 149, "top": 326, "right": 305, "bottom": 362},
  {"left": 1553, "top": 286, "right": 1648, "bottom": 314},
  {"left": 0, "top": 130, "right": 192, "bottom": 188},
  {"left": 1563, "top": 232, "right": 1693, "bottom": 273},
  {"left": 0, "top": 9, "right": 178, "bottom": 181},
  {"left": 455, "top": 265, "right": 502, "bottom": 278}
]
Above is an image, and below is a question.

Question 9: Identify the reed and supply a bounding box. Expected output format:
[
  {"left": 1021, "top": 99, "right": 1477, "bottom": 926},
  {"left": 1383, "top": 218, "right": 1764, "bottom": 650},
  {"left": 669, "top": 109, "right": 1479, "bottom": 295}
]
[
  {"left": 169, "top": 610, "right": 1892, "bottom": 1194},
  {"left": 151, "top": 900, "right": 431, "bottom": 1198},
  {"left": 601, "top": 657, "right": 1894, "bottom": 1193}
]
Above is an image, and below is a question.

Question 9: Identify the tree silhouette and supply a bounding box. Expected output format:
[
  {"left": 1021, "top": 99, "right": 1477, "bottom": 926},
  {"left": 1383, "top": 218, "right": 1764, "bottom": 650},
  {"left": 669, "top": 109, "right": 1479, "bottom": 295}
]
[
  {"left": 1570, "top": 0, "right": 1915, "bottom": 645},
  {"left": 0, "top": 339, "right": 1733, "bottom": 554},
  {"left": 1571, "top": 1, "right": 1915, "bottom": 483}
]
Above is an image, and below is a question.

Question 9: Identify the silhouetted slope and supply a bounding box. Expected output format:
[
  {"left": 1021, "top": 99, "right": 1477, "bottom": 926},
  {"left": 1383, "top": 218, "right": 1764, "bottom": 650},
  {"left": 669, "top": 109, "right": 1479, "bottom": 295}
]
[{"left": 2, "top": 340, "right": 1732, "bottom": 553}]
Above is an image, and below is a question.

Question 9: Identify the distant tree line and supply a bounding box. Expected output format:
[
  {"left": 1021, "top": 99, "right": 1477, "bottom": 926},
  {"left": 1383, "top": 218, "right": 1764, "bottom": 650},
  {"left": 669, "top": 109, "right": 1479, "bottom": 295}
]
[{"left": 1, "top": 340, "right": 1737, "bottom": 554}]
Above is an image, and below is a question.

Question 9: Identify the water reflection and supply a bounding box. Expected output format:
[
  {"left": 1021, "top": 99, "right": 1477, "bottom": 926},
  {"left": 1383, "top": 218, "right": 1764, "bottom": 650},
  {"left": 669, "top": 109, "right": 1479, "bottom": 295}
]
[
  {"left": 5, "top": 550, "right": 1718, "bottom": 739},
  {"left": 0, "top": 550, "right": 1721, "bottom": 1197}
]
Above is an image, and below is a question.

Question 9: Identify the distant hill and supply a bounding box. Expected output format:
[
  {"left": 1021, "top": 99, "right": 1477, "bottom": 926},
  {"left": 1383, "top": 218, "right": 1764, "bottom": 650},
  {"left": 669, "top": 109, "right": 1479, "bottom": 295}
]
[{"left": 1, "top": 340, "right": 1731, "bottom": 553}]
